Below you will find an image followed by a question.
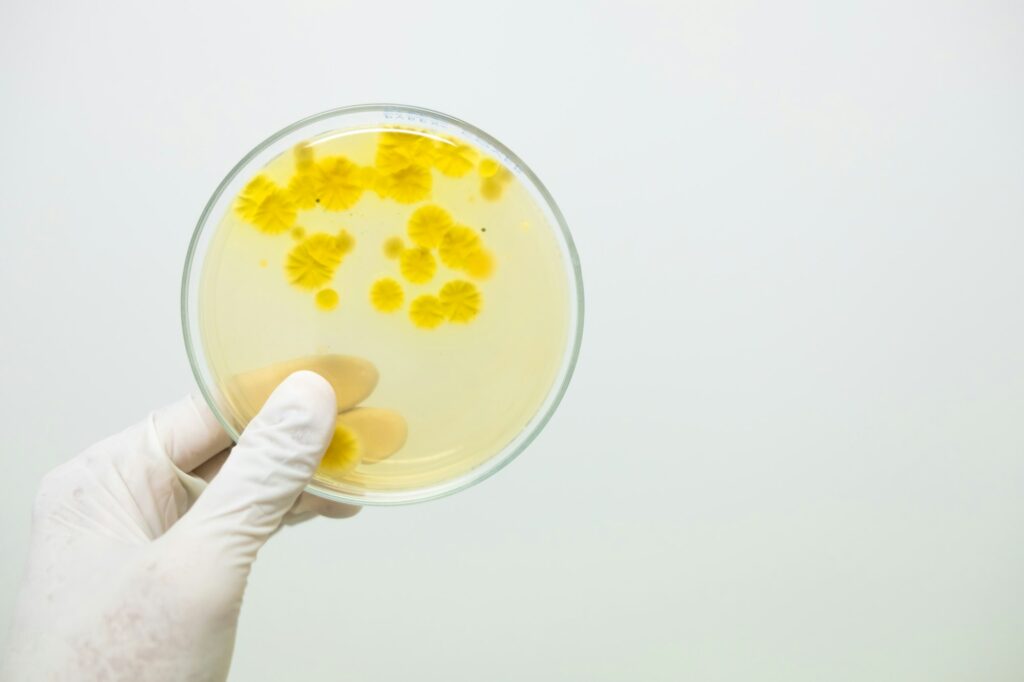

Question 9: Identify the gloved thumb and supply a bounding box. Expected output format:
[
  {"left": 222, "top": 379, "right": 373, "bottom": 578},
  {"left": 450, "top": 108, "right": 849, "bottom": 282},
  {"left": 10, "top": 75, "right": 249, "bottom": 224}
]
[{"left": 173, "top": 370, "right": 338, "bottom": 564}]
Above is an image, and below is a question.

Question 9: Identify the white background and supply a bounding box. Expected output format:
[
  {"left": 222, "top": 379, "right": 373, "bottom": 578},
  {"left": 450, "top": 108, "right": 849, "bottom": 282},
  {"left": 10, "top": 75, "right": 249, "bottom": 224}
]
[{"left": 1, "top": 1, "right": 1022, "bottom": 680}]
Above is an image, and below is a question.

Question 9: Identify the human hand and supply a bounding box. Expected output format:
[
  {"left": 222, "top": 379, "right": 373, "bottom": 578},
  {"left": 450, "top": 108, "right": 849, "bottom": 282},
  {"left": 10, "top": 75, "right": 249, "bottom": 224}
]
[{"left": 2, "top": 369, "right": 363, "bottom": 682}]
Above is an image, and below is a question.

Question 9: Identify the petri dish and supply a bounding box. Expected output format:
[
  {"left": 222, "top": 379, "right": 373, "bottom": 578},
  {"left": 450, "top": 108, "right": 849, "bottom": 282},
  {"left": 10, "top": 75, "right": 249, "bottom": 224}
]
[{"left": 182, "top": 104, "right": 583, "bottom": 505}]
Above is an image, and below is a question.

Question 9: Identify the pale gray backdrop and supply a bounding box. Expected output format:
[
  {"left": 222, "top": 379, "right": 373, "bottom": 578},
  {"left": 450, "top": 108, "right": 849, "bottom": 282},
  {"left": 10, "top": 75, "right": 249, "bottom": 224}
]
[{"left": 1, "top": 1, "right": 1022, "bottom": 680}]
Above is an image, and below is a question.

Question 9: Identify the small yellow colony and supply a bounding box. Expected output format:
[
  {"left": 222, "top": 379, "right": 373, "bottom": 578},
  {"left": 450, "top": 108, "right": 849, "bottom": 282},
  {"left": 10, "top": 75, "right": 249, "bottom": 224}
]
[
  {"left": 383, "top": 237, "right": 405, "bottom": 259},
  {"left": 335, "top": 229, "right": 355, "bottom": 254},
  {"left": 293, "top": 140, "right": 316, "bottom": 171},
  {"left": 319, "top": 423, "right": 361, "bottom": 475},
  {"left": 478, "top": 158, "right": 501, "bottom": 178},
  {"left": 231, "top": 128, "right": 503, "bottom": 321},
  {"left": 370, "top": 278, "right": 404, "bottom": 312},
  {"left": 315, "top": 288, "right": 340, "bottom": 311}
]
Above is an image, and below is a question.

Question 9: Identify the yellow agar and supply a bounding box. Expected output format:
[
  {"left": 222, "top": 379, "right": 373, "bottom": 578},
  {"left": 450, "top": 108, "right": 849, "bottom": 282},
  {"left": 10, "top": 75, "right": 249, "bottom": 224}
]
[
  {"left": 407, "top": 204, "right": 454, "bottom": 249},
  {"left": 335, "top": 229, "right": 355, "bottom": 255},
  {"left": 438, "top": 225, "right": 482, "bottom": 270},
  {"left": 383, "top": 237, "right": 405, "bottom": 259},
  {"left": 315, "top": 288, "right": 339, "bottom": 311},
  {"left": 439, "top": 280, "right": 482, "bottom": 323},
  {"left": 234, "top": 174, "right": 275, "bottom": 222},
  {"left": 285, "top": 233, "right": 345, "bottom": 289},
  {"left": 258, "top": 259, "right": 268, "bottom": 268},
  {"left": 318, "top": 423, "right": 361, "bottom": 475},
  {"left": 314, "top": 156, "right": 364, "bottom": 210},
  {"left": 370, "top": 278, "right": 404, "bottom": 312},
  {"left": 409, "top": 295, "right": 445, "bottom": 329},
  {"left": 399, "top": 247, "right": 437, "bottom": 284}
]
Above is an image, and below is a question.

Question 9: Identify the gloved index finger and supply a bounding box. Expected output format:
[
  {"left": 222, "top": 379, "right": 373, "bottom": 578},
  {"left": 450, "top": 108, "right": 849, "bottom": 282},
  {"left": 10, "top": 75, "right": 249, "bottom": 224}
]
[{"left": 151, "top": 394, "right": 233, "bottom": 472}]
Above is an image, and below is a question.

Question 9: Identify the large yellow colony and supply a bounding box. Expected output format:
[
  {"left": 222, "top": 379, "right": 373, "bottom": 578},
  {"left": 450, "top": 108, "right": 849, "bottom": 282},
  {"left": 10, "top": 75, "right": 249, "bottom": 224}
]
[{"left": 232, "top": 128, "right": 501, "bottom": 329}]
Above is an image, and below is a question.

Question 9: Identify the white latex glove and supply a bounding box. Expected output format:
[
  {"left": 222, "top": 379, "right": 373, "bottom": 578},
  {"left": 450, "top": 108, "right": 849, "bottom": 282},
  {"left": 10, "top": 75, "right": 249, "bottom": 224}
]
[{"left": 1, "top": 371, "right": 353, "bottom": 682}]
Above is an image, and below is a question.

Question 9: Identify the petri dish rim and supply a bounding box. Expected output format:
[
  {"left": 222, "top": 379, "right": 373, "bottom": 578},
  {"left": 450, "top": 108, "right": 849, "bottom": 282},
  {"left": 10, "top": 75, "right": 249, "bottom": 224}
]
[{"left": 181, "top": 103, "right": 584, "bottom": 506}]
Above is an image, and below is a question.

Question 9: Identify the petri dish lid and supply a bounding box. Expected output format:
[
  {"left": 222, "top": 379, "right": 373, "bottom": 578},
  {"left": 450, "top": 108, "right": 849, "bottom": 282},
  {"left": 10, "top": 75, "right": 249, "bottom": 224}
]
[{"left": 182, "top": 104, "right": 583, "bottom": 505}]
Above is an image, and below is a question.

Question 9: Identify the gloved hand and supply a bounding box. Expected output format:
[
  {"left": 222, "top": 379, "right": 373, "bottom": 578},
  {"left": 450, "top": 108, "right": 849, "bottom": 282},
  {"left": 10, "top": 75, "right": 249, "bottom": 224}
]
[{"left": 1, "top": 370, "right": 354, "bottom": 682}]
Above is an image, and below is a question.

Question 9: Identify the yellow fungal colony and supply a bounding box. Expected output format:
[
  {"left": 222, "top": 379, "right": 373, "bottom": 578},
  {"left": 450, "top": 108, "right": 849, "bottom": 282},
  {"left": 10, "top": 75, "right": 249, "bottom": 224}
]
[
  {"left": 233, "top": 175, "right": 275, "bottom": 222},
  {"left": 382, "top": 164, "right": 432, "bottom": 204},
  {"left": 409, "top": 295, "right": 445, "bottom": 329},
  {"left": 315, "top": 288, "right": 339, "bottom": 311},
  {"left": 399, "top": 247, "right": 437, "bottom": 284},
  {"left": 314, "top": 156, "right": 364, "bottom": 210},
  {"left": 251, "top": 189, "right": 297, "bottom": 234},
  {"left": 407, "top": 205, "right": 452, "bottom": 249},
  {"left": 478, "top": 157, "right": 514, "bottom": 201},
  {"left": 478, "top": 158, "right": 501, "bottom": 178},
  {"left": 230, "top": 126, "right": 501, "bottom": 323},
  {"left": 464, "top": 248, "right": 495, "bottom": 279},
  {"left": 370, "top": 278, "right": 404, "bottom": 312},
  {"left": 287, "top": 172, "right": 318, "bottom": 210},
  {"left": 432, "top": 141, "right": 477, "bottom": 177},
  {"left": 319, "top": 423, "right": 361, "bottom": 475},
  {"left": 285, "top": 233, "right": 347, "bottom": 289},
  {"left": 383, "top": 236, "right": 405, "bottom": 259},
  {"left": 439, "top": 280, "right": 482, "bottom": 323},
  {"left": 438, "top": 225, "right": 482, "bottom": 270},
  {"left": 335, "top": 229, "right": 355, "bottom": 254}
]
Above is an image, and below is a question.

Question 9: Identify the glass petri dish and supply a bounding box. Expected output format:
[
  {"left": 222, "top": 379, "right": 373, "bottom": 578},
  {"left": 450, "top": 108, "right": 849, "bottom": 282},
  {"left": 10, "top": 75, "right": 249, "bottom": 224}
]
[{"left": 182, "top": 104, "right": 583, "bottom": 505}]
